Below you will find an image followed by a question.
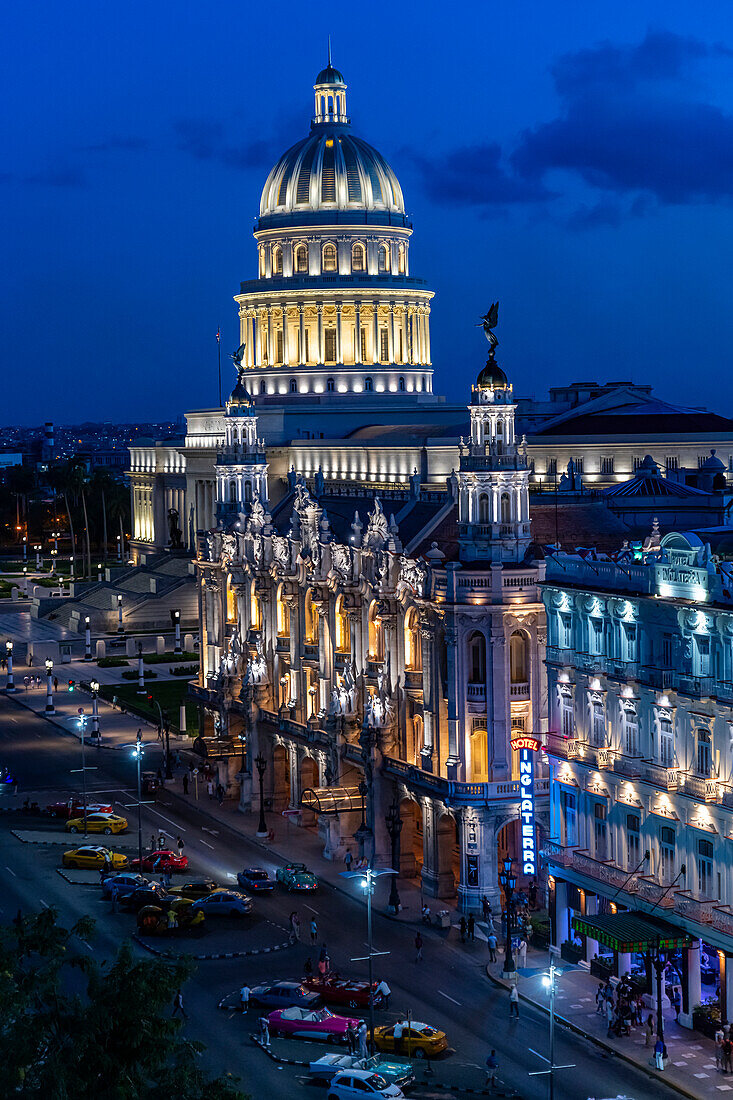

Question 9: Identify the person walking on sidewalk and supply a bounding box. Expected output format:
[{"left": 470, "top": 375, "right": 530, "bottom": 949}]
[
  {"left": 459, "top": 916, "right": 466, "bottom": 943},
  {"left": 595, "top": 984, "right": 605, "bottom": 1014},
  {"left": 517, "top": 936, "right": 527, "bottom": 968},
  {"left": 290, "top": 911, "right": 301, "bottom": 941},
  {"left": 487, "top": 931, "right": 497, "bottom": 963},
  {"left": 645, "top": 1014, "right": 656, "bottom": 1049},
  {"left": 509, "top": 983, "right": 519, "bottom": 1018},
  {"left": 182, "top": 773, "right": 189, "bottom": 795},
  {"left": 414, "top": 931, "right": 423, "bottom": 962},
  {"left": 171, "top": 989, "right": 187, "bottom": 1019},
  {"left": 724, "top": 1034, "right": 732, "bottom": 1075},
  {"left": 346, "top": 1023, "right": 356, "bottom": 1055},
  {"left": 715, "top": 1028, "right": 724, "bottom": 1071},
  {"left": 654, "top": 1036, "right": 665, "bottom": 1071},
  {"left": 358, "top": 1020, "right": 368, "bottom": 1059},
  {"left": 467, "top": 914, "right": 475, "bottom": 941},
  {"left": 240, "top": 984, "right": 250, "bottom": 1012},
  {"left": 176, "top": 836, "right": 184, "bottom": 859},
  {"left": 605, "top": 997, "right": 615, "bottom": 1036},
  {"left": 344, "top": 849, "right": 353, "bottom": 872},
  {"left": 207, "top": 778, "right": 214, "bottom": 799},
  {"left": 485, "top": 1050, "right": 499, "bottom": 1090},
  {"left": 310, "top": 918, "right": 318, "bottom": 945}
]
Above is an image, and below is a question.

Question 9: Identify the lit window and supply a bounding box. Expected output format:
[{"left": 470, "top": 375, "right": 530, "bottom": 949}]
[
  {"left": 295, "top": 244, "right": 308, "bottom": 273},
  {"left": 378, "top": 245, "right": 389, "bottom": 272},
  {"left": 323, "top": 243, "right": 337, "bottom": 272},
  {"left": 364, "top": 376, "right": 373, "bottom": 392},
  {"left": 352, "top": 243, "right": 365, "bottom": 271},
  {"left": 272, "top": 245, "right": 283, "bottom": 275}
]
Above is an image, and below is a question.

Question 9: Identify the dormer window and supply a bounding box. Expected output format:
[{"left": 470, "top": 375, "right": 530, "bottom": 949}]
[
  {"left": 272, "top": 245, "right": 283, "bottom": 275},
  {"left": 352, "top": 243, "right": 365, "bottom": 271},
  {"left": 322, "top": 243, "right": 337, "bottom": 272},
  {"left": 378, "top": 244, "right": 389, "bottom": 273},
  {"left": 295, "top": 244, "right": 308, "bottom": 273}
]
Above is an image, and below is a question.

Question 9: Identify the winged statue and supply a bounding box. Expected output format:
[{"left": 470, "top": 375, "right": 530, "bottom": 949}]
[
  {"left": 230, "top": 342, "right": 247, "bottom": 367},
  {"left": 476, "top": 302, "right": 499, "bottom": 353}
]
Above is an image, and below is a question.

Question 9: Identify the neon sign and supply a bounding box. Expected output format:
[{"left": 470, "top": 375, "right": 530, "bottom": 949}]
[{"left": 511, "top": 734, "right": 539, "bottom": 876}]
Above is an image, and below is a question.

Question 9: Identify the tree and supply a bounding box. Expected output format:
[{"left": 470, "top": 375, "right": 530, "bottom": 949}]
[{"left": 0, "top": 907, "right": 248, "bottom": 1099}]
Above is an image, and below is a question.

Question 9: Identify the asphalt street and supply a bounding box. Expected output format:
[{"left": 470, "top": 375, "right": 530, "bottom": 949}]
[{"left": 0, "top": 692, "right": 685, "bottom": 1100}]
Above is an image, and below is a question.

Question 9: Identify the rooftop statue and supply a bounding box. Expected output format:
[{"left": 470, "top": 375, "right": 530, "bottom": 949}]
[{"left": 476, "top": 301, "right": 499, "bottom": 358}]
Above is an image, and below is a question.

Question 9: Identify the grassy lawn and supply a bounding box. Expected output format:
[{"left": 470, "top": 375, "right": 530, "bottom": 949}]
[{"left": 99, "top": 678, "right": 199, "bottom": 734}]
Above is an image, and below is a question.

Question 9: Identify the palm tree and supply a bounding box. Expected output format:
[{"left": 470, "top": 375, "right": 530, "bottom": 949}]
[
  {"left": 106, "top": 479, "right": 130, "bottom": 561},
  {"left": 90, "top": 470, "right": 115, "bottom": 562}
]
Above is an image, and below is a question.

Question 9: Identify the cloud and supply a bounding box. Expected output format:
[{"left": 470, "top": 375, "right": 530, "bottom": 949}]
[
  {"left": 174, "top": 118, "right": 278, "bottom": 172},
  {"left": 512, "top": 30, "right": 733, "bottom": 205},
  {"left": 403, "top": 142, "right": 551, "bottom": 208}
]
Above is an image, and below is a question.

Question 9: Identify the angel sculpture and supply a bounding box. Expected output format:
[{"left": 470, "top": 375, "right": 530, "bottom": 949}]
[
  {"left": 230, "top": 342, "right": 246, "bottom": 368},
  {"left": 476, "top": 301, "right": 499, "bottom": 357}
]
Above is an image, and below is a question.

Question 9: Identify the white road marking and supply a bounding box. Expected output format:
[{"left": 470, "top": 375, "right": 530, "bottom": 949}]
[
  {"left": 5, "top": 866, "right": 17, "bottom": 877},
  {"left": 149, "top": 809, "right": 185, "bottom": 830},
  {"left": 39, "top": 899, "right": 48, "bottom": 908},
  {"left": 528, "top": 1048, "right": 549, "bottom": 1063},
  {"left": 438, "top": 990, "right": 461, "bottom": 1006},
  {"left": 200, "top": 840, "right": 215, "bottom": 850},
  {"left": 304, "top": 904, "right": 318, "bottom": 914}
]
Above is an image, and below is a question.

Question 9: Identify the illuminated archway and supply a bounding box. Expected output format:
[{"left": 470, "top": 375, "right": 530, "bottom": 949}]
[
  {"left": 226, "top": 575, "right": 236, "bottom": 624},
  {"left": 399, "top": 798, "right": 423, "bottom": 877},
  {"left": 276, "top": 584, "right": 290, "bottom": 637},
  {"left": 250, "top": 579, "right": 261, "bottom": 631},
  {"left": 335, "top": 594, "right": 349, "bottom": 653},
  {"left": 368, "top": 600, "right": 383, "bottom": 661},
  {"left": 304, "top": 588, "right": 318, "bottom": 644},
  {"left": 404, "top": 606, "right": 421, "bottom": 671}
]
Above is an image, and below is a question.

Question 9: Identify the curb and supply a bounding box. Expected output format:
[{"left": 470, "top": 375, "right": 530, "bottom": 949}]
[
  {"left": 56, "top": 868, "right": 98, "bottom": 887},
  {"left": 249, "top": 1035, "right": 309, "bottom": 1066},
  {"left": 11, "top": 828, "right": 136, "bottom": 853},
  {"left": 133, "top": 929, "right": 292, "bottom": 961},
  {"left": 485, "top": 964, "right": 700, "bottom": 1100}
]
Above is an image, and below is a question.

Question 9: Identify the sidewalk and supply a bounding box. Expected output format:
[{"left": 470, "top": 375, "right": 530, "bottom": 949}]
[{"left": 488, "top": 945, "right": 724, "bottom": 1100}]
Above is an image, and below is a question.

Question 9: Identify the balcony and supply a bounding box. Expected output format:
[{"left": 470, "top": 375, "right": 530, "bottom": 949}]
[
  {"left": 640, "top": 761, "right": 679, "bottom": 792},
  {"left": 681, "top": 774, "right": 720, "bottom": 803},
  {"left": 637, "top": 666, "right": 674, "bottom": 690},
  {"left": 546, "top": 645, "right": 573, "bottom": 666},
  {"left": 510, "top": 681, "right": 530, "bottom": 699},
  {"left": 404, "top": 669, "right": 423, "bottom": 690},
  {"left": 675, "top": 674, "right": 714, "bottom": 698},
  {"left": 544, "top": 732, "right": 579, "bottom": 760},
  {"left": 605, "top": 658, "right": 639, "bottom": 681},
  {"left": 382, "top": 756, "right": 548, "bottom": 807},
  {"left": 467, "top": 683, "right": 486, "bottom": 700}
]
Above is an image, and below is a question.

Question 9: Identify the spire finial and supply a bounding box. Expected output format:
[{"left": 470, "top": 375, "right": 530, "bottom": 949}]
[{"left": 328, "top": 35, "right": 332, "bottom": 66}]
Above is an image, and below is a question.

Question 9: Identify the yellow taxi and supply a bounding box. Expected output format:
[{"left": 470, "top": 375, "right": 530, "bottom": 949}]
[
  {"left": 66, "top": 812, "right": 128, "bottom": 835},
  {"left": 370, "top": 1020, "right": 448, "bottom": 1059},
  {"left": 62, "top": 846, "right": 129, "bottom": 870}
]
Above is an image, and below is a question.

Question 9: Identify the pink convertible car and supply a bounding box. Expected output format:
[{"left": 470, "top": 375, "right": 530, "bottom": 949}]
[{"left": 268, "top": 1005, "right": 360, "bottom": 1042}]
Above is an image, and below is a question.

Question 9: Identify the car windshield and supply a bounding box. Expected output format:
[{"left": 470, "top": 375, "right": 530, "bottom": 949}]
[
  {"left": 248, "top": 870, "right": 266, "bottom": 879},
  {"left": 366, "top": 1075, "right": 388, "bottom": 1090},
  {"left": 314, "top": 1008, "right": 333, "bottom": 1021}
]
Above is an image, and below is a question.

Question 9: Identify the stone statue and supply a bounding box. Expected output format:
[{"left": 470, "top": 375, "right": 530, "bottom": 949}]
[
  {"left": 167, "top": 508, "right": 183, "bottom": 549},
  {"left": 188, "top": 503, "right": 195, "bottom": 548},
  {"left": 476, "top": 301, "right": 499, "bottom": 358},
  {"left": 230, "top": 342, "right": 246, "bottom": 368}
]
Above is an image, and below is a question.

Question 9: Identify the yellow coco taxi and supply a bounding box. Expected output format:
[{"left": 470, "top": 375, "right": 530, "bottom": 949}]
[
  {"left": 370, "top": 1021, "right": 448, "bottom": 1059},
  {"left": 66, "top": 812, "right": 128, "bottom": 835},
  {"left": 62, "top": 846, "right": 129, "bottom": 870}
]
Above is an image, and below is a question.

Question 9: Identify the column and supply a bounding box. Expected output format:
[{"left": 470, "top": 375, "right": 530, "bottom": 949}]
[
  {"left": 420, "top": 615, "right": 436, "bottom": 771},
  {"left": 281, "top": 305, "right": 289, "bottom": 366},
  {"left": 253, "top": 310, "right": 261, "bottom": 367},
  {"left": 370, "top": 302, "right": 378, "bottom": 365},
  {"left": 298, "top": 305, "right": 306, "bottom": 366},
  {"left": 584, "top": 893, "right": 599, "bottom": 966},
  {"left": 679, "top": 941, "right": 701, "bottom": 1028},
  {"left": 551, "top": 879, "right": 570, "bottom": 949},
  {"left": 335, "top": 303, "right": 343, "bottom": 365},
  {"left": 722, "top": 953, "right": 733, "bottom": 1024},
  {"left": 317, "top": 304, "right": 324, "bottom": 364},
  {"left": 444, "top": 620, "right": 460, "bottom": 778},
  {"left": 388, "top": 302, "right": 395, "bottom": 364},
  {"left": 424, "top": 305, "right": 431, "bottom": 364},
  {"left": 267, "top": 306, "right": 273, "bottom": 366},
  {"left": 354, "top": 302, "right": 362, "bottom": 364},
  {"left": 401, "top": 306, "right": 408, "bottom": 367}
]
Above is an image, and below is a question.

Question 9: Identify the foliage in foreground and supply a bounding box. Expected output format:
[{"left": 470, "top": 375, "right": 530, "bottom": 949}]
[{"left": 0, "top": 908, "right": 247, "bottom": 1099}]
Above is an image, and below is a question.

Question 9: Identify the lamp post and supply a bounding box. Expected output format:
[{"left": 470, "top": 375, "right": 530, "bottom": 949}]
[
  {"left": 22, "top": 536, "right": 26, "bottom": 563},
  {"left": 84, "top": 615, "right": 92, "bottom": 660},
  {"left": 544, "top": 957, "right": 558, "bottom": 1100},
  {"left": 279, "top": 674, "right": 288, "bottom": 713},
  {"left": 116, "top": 534, "right": 122, "bottom": 562},
  {"left": 69, "top": 555, "right": 74, "bottom": 581},
  {"left": 255, "top": 752, "right": 268, "bottom": 837},
  {"left": 45, "top": 658, "right": 54, "bottom": 713},
  {"left": 341, "top": 866, "right": 396, "bottom": 1054},
  {"left": 499, "top": 856, "right": 517, "bottom": 976},
  {"left": 238, "top": 732, "right": 247, "bottom": 773},
  {"left": 90, "top": 678, "right": 100, "bottom": 743},
  {"left": 385, "top": 799, "right": 403, "bottom": 913},
  {"left": 137, "top": 642, "right": 145, "bottom": 694},
  {"left": 5, "top": 641, "right": 15, "bottom": 693},
  {"left": 117, "top": 594, "right": 124, "bottom": 633},
  {"left": 172, "top": 609, "right": 182, "bottom": 655},
  {"left": 35, "top": 544, "right": 41, "bottom": 569},
  {"left": 132, "top": 732, "right": 144, "bottom": 870}
]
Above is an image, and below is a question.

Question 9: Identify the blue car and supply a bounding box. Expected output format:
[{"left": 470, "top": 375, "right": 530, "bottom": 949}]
[
  {"left": 191, "top": 889, "right": 253, "bottom": 917},
  {"left": 101, "top": 872, "right": 149, "bottom": 899},
  {"left": 237, "top": 867, "right": 275, "bottom": 892}
]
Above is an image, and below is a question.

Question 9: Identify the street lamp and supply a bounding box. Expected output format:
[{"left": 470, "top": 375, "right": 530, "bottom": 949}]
[
  {"left": 116, "top": 534, "right": 122, "bottom": 562},
  {"left": 341, "top": 866, "right": 397, "bottom": 1054},
  {"left": 255, "top": 752, "right": 268, "bottom": 837},
  {"left": 90, "top": 679, "right": 100, "bottom": 743},
  {"left": 279, "top": 674, "right": 289, "bottom": 711},
  {"left": 84, "top": 615, "right": 92, "bottom": 661},
  {"left": 5, "top": 641, "right": 15, "bottom": 694},
  {"left": 499, "top": 855, "right": 517, "bottom": 976},
  {"left": 385, "top": 799, "right": 403, "bottom": 913},
  {"left": 22, "top": 536, "right": 26, "bottom": 563},
  {"left": 238, "top": 731, "right": 247, "bottom": 773},
  {"left": 137, "top": 642, "right": 145, "bottom": 694},
  {"left": 69, "top": 555, "right": 74, "bottom": 581},
  {"left": 172, "top": 609, "right": 182, "bottom": 655},
  {"left": 132, "top": 732, "right": 144, "bottom": 870},
  {"left": 45, "top": 658, "right": 54, "bottom": 714},
  {"left": 35, "top": 544, "right": 41, "bottom": 569},
  {"left": 117, "top": 594, "right": 124, "bottom": 633}
]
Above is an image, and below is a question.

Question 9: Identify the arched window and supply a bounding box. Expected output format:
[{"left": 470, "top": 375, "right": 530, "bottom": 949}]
[
  {"left": 378, "top": 244, "right": 389, "bottom": 272},
  {"left": 259, "top": 379, "right": 266, "bottom": 393},
  {"left": 478, "top": 493, "right": 490, "bottom": 524},
  {"left": 352, "top": 242, "right": 365, "bottom": 271},
  {"left": 421, "top": 375, "right": 426, "bottom": 391},
  {"left": 500, "top": 493, "right": 511, "bottom": 524},
  {"left": 468, "top": 631, "right": 486, "bottom": 684},
  {"left": 229, "top": 479, "right": 237, "bottom": 501},
  {"left": 470, "top": 727, "right": 488, "bottom": 782},
  {"left": 226, "top": 575, "right": 236, "bottom": 623},
  {"left": 272, "top": 244, "right": 283, "bottom": 275},
  {"left": 364, "top": 376, "right": 373, "bottom": 392},
  {"left": 368, "top": 600, "right": 383, "bottom": 661},
  {"left": 411, "top": 713, "right": 424, "bottom": 762},
  {"left": 250, "top": 579, "right": 261, "bottom": 631},
  {"left": 244, "top": 481, "right": 252, "bottom": 503},
  {"left": 399, "top": 376, "right": 405, "bottom": 392},
  {"left": 276, "top": 584, "right": 290, "bottom": 637},
  {"left": 304, "top": 588, "right": 318, "bottom": 644},
  {"left": 697, "top": 728, "right": 711, "bottom": 776},
  {"left": 326, "top": 377, "right": 335, "bottom": 392},
  {"left": 398, "top": 243, "right": 406, "bottom": 273},
  {"left": 322, "top": 243, "right": 337, "bottom": 272},
  {"left": 295, "top": 243, "right": 308, "bottom": 273},
  {"left": 404, "top": 606, "right": 422, "bottom": 671},
  {"left": 289, "top": 378, "right": 298, "bottom": 393},
  {"left": 335, "top": 594, "right": 349, "bottom": 652},
  {"left": 510, "top": 631, "right": 528, "bottom": 684}
]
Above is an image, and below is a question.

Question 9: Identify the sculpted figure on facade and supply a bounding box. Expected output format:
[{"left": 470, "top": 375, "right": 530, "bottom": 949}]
[
  {"left": 400, "top": 555, "right": 428, "bottom": 598},
  {"left": 272, "top": 535, "right": 290, "bottom": 568},
  {"left": 244, "top": 635, "right": 268, "bottom": 686},
  {"left": 364, "top": 498, "right": 388, "bottom": 551},
  {"left": 331, "top": 543, "right": 351, "bottom": 579}
]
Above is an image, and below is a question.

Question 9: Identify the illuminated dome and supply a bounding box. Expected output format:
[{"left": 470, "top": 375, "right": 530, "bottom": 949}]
[
  {"left": 259, "top": 64, "right": 405, "bottom": 219},
  {"left": 476, "top": 359, "right": 508, "bottom": 389}
]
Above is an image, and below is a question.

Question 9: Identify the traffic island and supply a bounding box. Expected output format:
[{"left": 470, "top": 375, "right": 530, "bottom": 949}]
[{"left": 134, "top": 914, "right": 292, "bottom": 960}]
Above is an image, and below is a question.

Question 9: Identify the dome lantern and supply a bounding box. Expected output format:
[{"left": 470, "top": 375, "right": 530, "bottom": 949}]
[{"left": 313, "top": 45, "right": 348, "bottom": 126}]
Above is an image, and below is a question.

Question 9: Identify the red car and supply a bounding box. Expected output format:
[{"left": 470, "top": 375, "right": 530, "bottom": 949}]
[
  {"left": 268, "top": 1005, "right": 359, "bottom": 1042},
  {"left": 303, "top": 973, "right": 384, "bottom": 1010},
  {"left": 129, "top": 849, "right": 188, "bottom": 873},
  {"left": 46, "top": 797, "right": 113, "bottom": 819}
]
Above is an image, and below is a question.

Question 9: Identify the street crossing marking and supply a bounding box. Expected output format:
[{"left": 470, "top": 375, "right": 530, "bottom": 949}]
[
  {"left": 438, "top": 990, "right": 461, "bottom": 1006},
  {"left": 5, "top": 866, "right": 16, "bottom": 877},
  {"left": 39, "top": 899, "right": 48, "bottom": 908},
  {"left": 303, "top": 904, "right": 318, "bottom": 914},
  {"left": 528, "top": 1048, "right": 549, "bottom": 1063},
  {"left": 200, "top": 840, "right": 215, "bottom": 849}
]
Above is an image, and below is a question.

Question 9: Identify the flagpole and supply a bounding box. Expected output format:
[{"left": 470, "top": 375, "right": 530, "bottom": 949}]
[{"left": 217, "top": 325, "right": 222, "bottom": 407}]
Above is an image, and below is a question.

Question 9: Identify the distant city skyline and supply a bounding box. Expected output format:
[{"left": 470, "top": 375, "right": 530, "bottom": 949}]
[{"left": 3, "top": 1, "right": 733, "bottom": 423}]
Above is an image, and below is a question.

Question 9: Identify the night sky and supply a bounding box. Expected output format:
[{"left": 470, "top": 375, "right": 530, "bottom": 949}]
[{"left": 3, "top": 0, "right": 733, "bottom": 425}]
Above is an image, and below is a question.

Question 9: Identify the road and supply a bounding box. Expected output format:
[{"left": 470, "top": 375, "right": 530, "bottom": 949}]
[{"left": 0, "top": 692, "right": 683, "bottom": 1100}]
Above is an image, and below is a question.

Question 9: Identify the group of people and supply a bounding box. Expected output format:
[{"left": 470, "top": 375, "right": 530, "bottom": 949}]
[
  {"left": 345, "top": 1019, "right": 369, "bottom": 1058},
  {"left": 715, "top": 1025, "right": 733, "bottom": 1074},
  {"left": 343, "top": 849, "right": 369, "bottom": 872}
]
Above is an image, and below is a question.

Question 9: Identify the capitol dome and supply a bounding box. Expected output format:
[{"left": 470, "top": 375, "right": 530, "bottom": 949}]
[{"left": 259, "top": 64, "right": 405, "bottom": 219}]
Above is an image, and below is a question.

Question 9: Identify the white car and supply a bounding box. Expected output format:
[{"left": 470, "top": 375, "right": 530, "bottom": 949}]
[{"left": 327, "top": 1069, "right": 403, "bottom": 1100}]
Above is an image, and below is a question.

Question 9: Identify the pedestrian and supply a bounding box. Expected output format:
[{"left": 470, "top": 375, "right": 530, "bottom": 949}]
[
  {"left": 358, "top": 1020, "right": 368, "bottom": 1059},
  {"left": 509, "top": 983, "right": 519, "bottom": 1018},
  {"left": 724, "top": 1036, "right": 733, "bottom": 1075},
  {"left": 459, "top": 916, "right": 467, "bottom": 943},
  {"left": 53, "top": 675, "right": 58, "bottom": 691},
  {"left": 158, "top": 831, "right": 165, "bottom": 849},
  {"left": 344, "top": 848, "right": 353, "bottom": 871},
  {"left": 467, "top": 914, "right": 475, "bottom": 941},
  {"left": 376, "top": 979, "right": 391, "bottom": 1009},
  {"left": 715, "top": 1028, "right": 724, "bottom": 1071},
  {"left": 240, "top": 983, "right": 250, "bottom": 1012},
  {"left": 259, "top": 1016, "right": 270, "bottom": 1048},
  {"left": 595, "top": 984, "right": 605, "bottom": 1014},
  {"left": 346, "top": 1023, "right": 356, "bottom": 1054},
  {"left": 319, "top": 943, "right": 328, "bottom": 961},
  {"left": 517, "top": 937, "right": 527, "bottom": 968},
  {"left": 176, "top": 836, "right": 184, "bottom": 858},
  {"left": 28, "top": 653, "right": 33, "bottom": 668},
  {"left": 207, "top": 779, "right": 214, "bottom": 799},
  {"left": 655, "top": 1036, "right": 665, "bottom": 1071},
  {"left": 414, "top": 931, "right": 423, "bottom": 962},
  {"left": 150, "top": 833, "right": 157, "bottom": 853},
  {"left": 217, "top": 782, "right": 224, "bottom": 806},
  {"left": 487, "top": 931, "right": 498, "bottom": 963},
  {"left": 672, "top": 987, "right": 681, "bottom": 1021},
  {"left": 171, "top": 989, "right": 187, "bottom": 1018},
  {"left": 645, "top": 1014, "right": 655, "bottom": 1049},
  {"left": 310, "top": 917, "right": 318, "bottom": 945},
  {"left": 303, "top": 956, "right": 313, "bottom": 978},
  {"left": 163, "top": 867, "right": 172, "bottom": 890},
  {"left": 182, "top": 773, "right": 189, "bottom": 795},
  {"left": 485, "top": 1049, "right": 499, "bottom": 1090},
  {"left": 605, "top": 997, "right": 615, "bottom": 1036},
  {"left": 482, "top": 895, "right": 490, "bottom": 920}
]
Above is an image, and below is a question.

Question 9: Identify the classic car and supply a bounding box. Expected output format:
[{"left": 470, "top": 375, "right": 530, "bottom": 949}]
[
  {"left": 304, "top": 973, "right": 384, "bottom": 1009},
  {"left": 129, "top": 849, "right": 189, "bottom": 873},
  {"left": 119, "top": 883, "right": 172, "bottom": 912},
  {"left": 167, "top": 877, "right": 219, "bottom": 899},
  {"left": 136, "top": 898, "right": 205, "bottom": 934},
  {"left": 47, "top": 797, "right": 113, "bottom": 818},
  {"left": 249, "top": 981, "right": 321, "bottom": 1009},
  {"left": 308, "top": 1053, "right": 414, "bottom": 1089},
  {"left": 190, "top": 889, "right": 253, "bottom": 917},
  {"left": 237, "top": 867, "right": 275, "bottom": 892},
  {"left": 66, "top": 812, "right": 128, "bottom": 835},
  {"left": 61, "top": 846, "right": 128, "bottom": 870},
  {"left": 268, "top": 1005, "right": 359, "bottom": 1042},
  {"left": 275, "top": 862, "right": 318, "bottom": 891},
  {"left": 370, "top": 1021, "right": 448, "bottom": 1058}
]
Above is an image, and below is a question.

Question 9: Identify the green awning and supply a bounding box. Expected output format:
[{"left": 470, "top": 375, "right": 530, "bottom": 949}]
[{"left": 571, "top": 911, "right": 693, "bottom": 953}]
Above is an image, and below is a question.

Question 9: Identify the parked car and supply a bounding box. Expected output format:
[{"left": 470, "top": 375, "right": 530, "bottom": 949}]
[
  {"left": 66, "top": 812, "right": 128, "bottom": 835},
  {"left": 370, "top": 1021, "right": 447, "bottom": 1059},
  {"left": 101, "top": 872, "right": 149, "bottom": 899},
  {"left": 62, "top": 846, "right": 128, "bottom": 870},
  {"left": 136, "top": 898, "right": 205, "bottom": 934},
  {"left": 326, "top": 1069, "right": 404, "bottom": 1100},
  {"left": 47, "top": 797, "right": 113, "bottom": 819},
  {"left": 249, "top": 981, "right": 321, "bottom": 1009},
  {"left": 304, "top": 973, "right": 383, "bottom": 1010},
  {"left": 268, "top": 1006, "right": 359, "bottom": 1042},
  {"left": 167, "top": 877, "right": 219, "bottom": 899},
  {"left": 129, "top": 849, "right": 188, "bottom": 873},
  {"left": 237, "top": 867, "right": 275, "bottom": 892},
  {"left": 119, "top": 883, "right": 171, "bottom": 912},
  {"left": 190, "top": 890, "right": 252, "bottom": 917},
  {"left": 275, "top": 862, "right": 318, "bottom": 891},
  {"left": 309, "top": 1054, "right": 414, "bottom": 1089}
]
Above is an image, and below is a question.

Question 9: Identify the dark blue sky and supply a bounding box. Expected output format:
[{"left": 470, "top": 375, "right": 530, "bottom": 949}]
[{"left": 3, "top": 0, "right": 733, "bottom": 424}]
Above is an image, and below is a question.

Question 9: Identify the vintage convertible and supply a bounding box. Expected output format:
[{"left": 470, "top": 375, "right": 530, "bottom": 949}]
[
  {"left": 303, "top": 972, "right": 384, "bottom": 1009},
  {"left": 268, "top": 1005, "right": 358, "bottom": 1042}
]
